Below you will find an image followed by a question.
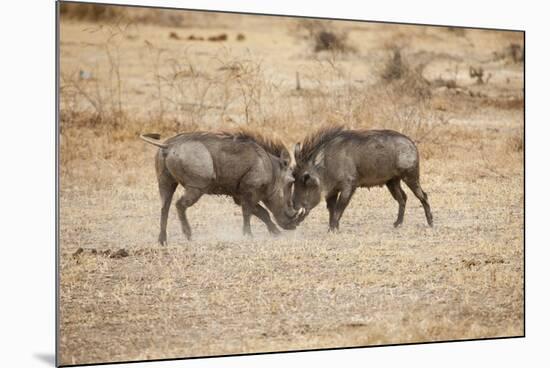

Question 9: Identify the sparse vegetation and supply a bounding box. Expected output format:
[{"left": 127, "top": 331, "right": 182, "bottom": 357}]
[
  {"left": 59, "top": 5, "right": 524, "bottom": 366},
  {"left": 380, "top": 47, "right": 409, "bottom": 81},
  {"left": 313, "top": 30, "right": 354, "bottom": 53},
  {"left": 378, "top": 47, "right": 432, "bottom": 100},
  {"left": 293, "top": 19, "right": 356, "bottom": 54},
  {"left": 493, "top": 42, "right": 524, "bottom": 64},
  {"left": 59, "top": 2, "right": 215, "bottom": 27},
  {"left": 469, "top": 65, "right": 492, "bottom": 84}
]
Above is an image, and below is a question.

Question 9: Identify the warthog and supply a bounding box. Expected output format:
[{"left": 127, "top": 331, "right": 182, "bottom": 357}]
[
  {"left": 140, "top": 131, "right": 306, "bottom": 244},
  {"left": 292, "top": 126, "right": 433, "bottom": 231}
]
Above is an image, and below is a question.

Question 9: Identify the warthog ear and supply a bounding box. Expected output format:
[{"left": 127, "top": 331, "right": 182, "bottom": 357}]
[
  {"left": 293, "top": 143, "right": 301, "bottom": 159},
  {"left": 279, "top": 149, "right": 291, "bottom": 168}
]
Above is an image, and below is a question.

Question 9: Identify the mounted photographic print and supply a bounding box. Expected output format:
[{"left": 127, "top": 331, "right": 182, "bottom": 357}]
[{"left": 57, "top": 1, "right": 524, "bottom": 366}]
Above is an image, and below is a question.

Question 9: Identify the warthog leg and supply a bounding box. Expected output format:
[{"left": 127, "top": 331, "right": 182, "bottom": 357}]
[
  {"left": 326, "top": 191, "right": 339, "bottom": 232},
  {"left": 253, "top": 204, "right": 281, "bottom": 235},
  {"left": 386, "top": 178, "right": 407, "bottom": 227},
  {"left": 241, "top": 205, "right": 253, "bottom": 236},
  {"left": 233, "top": 197, "right": 280, "bottom": 235},
  {"left": 157, "top": 174, "right": 177, "bottom": 246},
  {"left": 175, "top": 188, "right": 203, "bottom": 240},
  {"left": 403, "top": 175, "right": 433, "bottom": 227},
  {"left": 239, "top": 192, "right": 264, "bottom": 236},
  {"left": 329, "top": 185, "right": 356, "bottom": 231}
]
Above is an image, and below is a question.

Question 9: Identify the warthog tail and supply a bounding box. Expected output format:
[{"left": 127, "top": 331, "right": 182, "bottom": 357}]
[{"left": 140, "top": 133, "right": 168, "bottom": 149}]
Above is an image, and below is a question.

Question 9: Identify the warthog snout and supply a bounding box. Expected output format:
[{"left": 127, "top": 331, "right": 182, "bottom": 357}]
[{"left": 281, "top": 207, "right": 307, "bottom": 229}]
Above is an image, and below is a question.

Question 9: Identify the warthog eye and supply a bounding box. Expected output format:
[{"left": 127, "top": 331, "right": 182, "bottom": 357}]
[{"left": 302, "top": 173, "right": 310, "bottom": 184}]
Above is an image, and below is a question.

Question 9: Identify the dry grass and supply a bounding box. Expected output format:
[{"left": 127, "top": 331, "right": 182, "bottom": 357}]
[{"left": 59, "top": 5, "right": 524, "bottom": 366}]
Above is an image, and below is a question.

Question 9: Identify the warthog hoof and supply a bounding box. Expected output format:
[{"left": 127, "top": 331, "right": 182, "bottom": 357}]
[
  {"left": 269, "top": 227, "right": 282, "bottom": 236},
  {"left": 158, "top": 234, "right": 168, "bottom": 246}
]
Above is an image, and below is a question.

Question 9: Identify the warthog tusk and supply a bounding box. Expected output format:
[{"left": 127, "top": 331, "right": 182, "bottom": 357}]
[
  {"left": 290, "top": 208, "right": 305, "bottom": 220},
  {"left": 295, "top": 208, "right": 307, "bottom": 223}
]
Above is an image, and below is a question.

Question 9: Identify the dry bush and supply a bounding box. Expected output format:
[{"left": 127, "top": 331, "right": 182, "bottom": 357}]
[
  {"left": 493, "top": 43, "right": 524, "bottom": 64},
  {"left": 469, "top": 66, "right": 492, "bottom": 85},
  {"left": 60, "top": 2, "right": 225, "bottom": 27},
  {"left": 219, "top": 57, "right": 267, "bottom": 125},
  {"left": 313, "top": 30, "right": 355, "bottom": 53},
  {"left": 293, "top": 19, "right": 356, "bottom": 54},
  {"left": 144, "top": 41, "right": 165, "bottom": 124},
  {"left": 60, "top": 3, "right": 126, "bottom": 22},
  {"left": 60, "top": 23, "right": 132, "bottom": 127},
  {"left": 162, "top": 55, "right": 217, "bottom": 127},
  {"left": 60, "top": 3, "right": 184, "bottom": 26},
  {"left": 378, "top": 47, "right": 432, "bottom": 100},
  {"left": 380, "top": 47, "right": 409, "bottom": 82},
  {"left": 60, "top": 71, "right": 118, "bottom": 126}
]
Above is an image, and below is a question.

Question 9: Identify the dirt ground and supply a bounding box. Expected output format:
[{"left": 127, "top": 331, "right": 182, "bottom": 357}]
[{"left": 58, "top": 4, "right": 524, "bottom": 366}]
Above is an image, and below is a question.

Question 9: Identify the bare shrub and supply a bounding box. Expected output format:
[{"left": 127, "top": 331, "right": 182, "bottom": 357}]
[
  {"left": 60, "top": 3, "right": 126, "bottom": 22},
  {"left": 401, "top": 66, "right": 432, "bottom": 99},
  {"left": 144, "top": 40, "right": 165, "bottom": 124},
  {"left": 151, "top": 48, "right": 277, "bottom": 127},
  {"left": 60, "top": 2, "right": 185, "bottom": 27},
  {"left": 214, "top": 51, "right": 280, "bottom": 126},
  {"left": 313, "top": 30, "right": 354, "bottom": 53},
  {"left": 61, "top": 71, "right": 107, "bottom": 124},
  {"left": 367, "top": 85, "right": 446, "bottom": 146},
  {"left": 60, "top": 23, "right": 131, "bottom": 127},
  {"left": 379, "top": 47, "right": 432, "bottom": 100},
  {"left": 229, "top": 59, "right": 264, "bottom": 125},
  {"left": 293, "top": 19, "right": 356, "bottom": 54},
  {"left": 432, "top": 78, "right": 457, "bottom": 89},
  {"left": 430, "top": 64, "right": 459, "bottom": 90},
  {"left": 380, "top": 47, "right": 408, "bottom": 82},
  {"left": 290, "top": 19, "right": 324, "bottom": 40},
  {"left": 469, "top": 66, "right": 492, "bottom": 84},
  {"left": 469, "top": 66, "right": 485, "bottom": 84},
  {"left": 493, "top": 43, "right": 524, "bottom": 64},
  {"left": 60, "top": 3, "right": 248, "bottom": 28},
  {"left": 162, "top": 55, "right": 216, "bottom": 127}
]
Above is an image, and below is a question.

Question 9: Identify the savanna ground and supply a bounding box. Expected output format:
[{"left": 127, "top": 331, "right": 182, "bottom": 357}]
[{"left": 58, "top": 3, "right": 524, "bottom": 366}]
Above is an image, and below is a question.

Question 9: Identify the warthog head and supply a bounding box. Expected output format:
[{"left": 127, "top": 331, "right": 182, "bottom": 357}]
[
  {"left": 262, "top": 149, "right": 306, "bottom": 230},
  {"left": 291, "top": 143, "right": 324, "bottom": 217}
]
